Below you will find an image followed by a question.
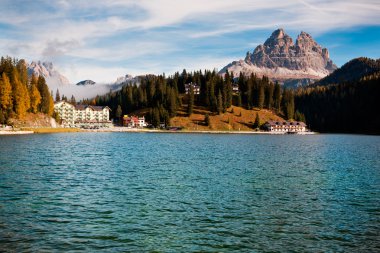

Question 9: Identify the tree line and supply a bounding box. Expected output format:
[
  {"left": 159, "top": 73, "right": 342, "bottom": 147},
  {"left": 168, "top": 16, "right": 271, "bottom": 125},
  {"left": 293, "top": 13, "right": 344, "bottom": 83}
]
[
  {"left": 0, "top": 56, "right": 54, "bottom": 124},
  {"left": 55, "top": 88, "right": 76, "bottom": 105},
  {"left": 295, "top": 72, "right": 380, "bottom": 134},
  {"left": 95, "top": 74, "right": 180, "bottom": 127},
  {"left": 95, "top": 69, "right": 301, "bottom": 127}
]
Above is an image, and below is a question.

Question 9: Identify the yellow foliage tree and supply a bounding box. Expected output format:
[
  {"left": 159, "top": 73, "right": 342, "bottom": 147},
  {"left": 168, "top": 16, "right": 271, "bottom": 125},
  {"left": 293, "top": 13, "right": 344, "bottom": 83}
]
[
  {"left": 0, "top": 72, "right": 13, "bottom": 111},
  {"left": 13, "top": 78, "right": 27, "bottom": 118},
  {"left": 47, "top": 96, "right": 54, "bottom": 116},
  {"left": 22, "top": 80, "right": 30, "bottom": 113},
  {"left": 29, "top": 74, "right": 41, "bottom": 113}
]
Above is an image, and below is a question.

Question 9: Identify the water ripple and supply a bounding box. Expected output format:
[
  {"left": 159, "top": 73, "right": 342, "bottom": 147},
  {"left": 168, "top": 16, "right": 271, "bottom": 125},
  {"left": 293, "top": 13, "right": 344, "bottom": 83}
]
[{"left": 0, "top": 133, "right": 379, "bottom": 252}]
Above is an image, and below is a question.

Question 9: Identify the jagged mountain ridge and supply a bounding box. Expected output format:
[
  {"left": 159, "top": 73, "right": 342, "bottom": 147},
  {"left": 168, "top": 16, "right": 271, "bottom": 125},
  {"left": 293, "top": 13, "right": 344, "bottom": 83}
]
[
  {"left": 114, "top": 74, "right": 136, "bottom": 85},
  {"left": 27, "top": 61, "right": 70, "bottom": 86},
  {"left": 315, "top": 57, "right": 380, "bottom": 86},
  {"left": 220, "top": 28, "right": 337, "bottom": 85},
  {"left": 107, "top": 74, "right": 148, "bottom": 92}
]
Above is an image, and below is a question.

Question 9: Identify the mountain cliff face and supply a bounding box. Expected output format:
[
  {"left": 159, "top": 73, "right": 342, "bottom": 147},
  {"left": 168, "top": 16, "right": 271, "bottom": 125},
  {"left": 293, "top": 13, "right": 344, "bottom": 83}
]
[
  {"left": 220, "top": 29, "right": 337, "bottom": 85},
  {"left": 27, "top": 61, "right": 70, "bottom": 86}
]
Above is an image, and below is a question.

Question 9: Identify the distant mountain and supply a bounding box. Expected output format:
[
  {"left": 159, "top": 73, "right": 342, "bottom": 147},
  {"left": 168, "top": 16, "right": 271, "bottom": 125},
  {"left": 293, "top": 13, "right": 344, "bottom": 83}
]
[
  {"left": 106, "top": 74, "right": 146, "bottom": 92},
  {"left": 114, "top": 74, "right": 136, "bottom": 85},
  {"left": 76, "top": 80, "right": 96, "bottom": 86},
  {"left": 220, "top": 28, "right": 337, "bottom": 87},
  {"left": 27, "top": 61, "right": 70, "bottom": 86},
  {"left": 315, "top": 57, "right": 380, "bottom": 86}
]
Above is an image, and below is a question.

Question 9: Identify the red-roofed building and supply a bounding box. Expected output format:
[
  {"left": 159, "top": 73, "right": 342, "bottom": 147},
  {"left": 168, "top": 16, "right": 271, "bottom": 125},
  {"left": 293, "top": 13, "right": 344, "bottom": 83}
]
[{"left": 123, "top": 115, "right": 147, "bottom": 128}]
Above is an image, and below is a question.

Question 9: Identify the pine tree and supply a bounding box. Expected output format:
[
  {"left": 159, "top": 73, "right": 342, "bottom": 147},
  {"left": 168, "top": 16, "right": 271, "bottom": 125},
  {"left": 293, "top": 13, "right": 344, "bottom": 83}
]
[
  {"left": 225, "top": 71, "right": 233, "bottom": 108},
  {"left": 115, "top": 105, "right": 122, "bottom": 123},
  {"left": 247, "top": 78, "right": 253, "bottom": 109},
  {"left": 187, "top": 85, "right": 194, "bottom": 116},
  {"left": 258, "top": 84, "right": 265, "bottom": 109},
  {"left": 282, "top": 89, "right": 295, "bottom": 120},
  {"left": 160, "top": 105, "right": 170, "bottom": 127},
  {"left": 265, "top": 83, "right": 274, "bottom": 109},
  {"left": 55, "top": 89, "right": 60, "bottom": 102},
  {"left": 253, "top": 112, "right": 261, "bottom": 129},
  {"left": 217, "top": 89, "right": 223, "bottom": 115},
  {"left": 295, "top": 110, "right": 306, "bottom": 123},
  {"left": 204, "top": 113, "right": 210, "bottom": 126},
  {"left": 37, "top": 76, "right": 54, "bottom": 115},
  {"left": 237, "top": 93, "right": 242, "bottom": 107},
  {"left": 238, "top": 72, "right": 246, "bottom": 102},
  {"left": 274, "top": 81, "right": 281, "bottom": 111},
  {"left": 152, "top": 107, "right": 160, "bottom": 128},
  {"left": 70, "top": 95, "right": 76, "bottom": 104},
  {"left": 126, "top": 86, "right": 134, "bottom": 111},
  {"left": 168, "top": 88, "right": 177, "bottom": 117}
]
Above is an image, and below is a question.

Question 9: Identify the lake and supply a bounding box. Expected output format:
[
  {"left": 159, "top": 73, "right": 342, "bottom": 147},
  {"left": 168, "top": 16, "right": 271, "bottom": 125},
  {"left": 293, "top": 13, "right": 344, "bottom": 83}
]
[{"left": 0, "top": 133, "right": 379, "bottom": 252}]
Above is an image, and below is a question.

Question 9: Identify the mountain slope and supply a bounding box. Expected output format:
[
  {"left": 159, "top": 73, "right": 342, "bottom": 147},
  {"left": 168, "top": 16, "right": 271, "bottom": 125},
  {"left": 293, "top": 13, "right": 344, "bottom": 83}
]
[
  {"left": 220, "top": 28, "right": 337, "bottom": 86},
  {"left": 315, "top": 57, "right": 380, "bottom": 86},
  {"left": 296, "top": 71, "right": 380, "bottom": 134},
  {"left": 76, "top": 80, "right": 96, "bottom": 86}
]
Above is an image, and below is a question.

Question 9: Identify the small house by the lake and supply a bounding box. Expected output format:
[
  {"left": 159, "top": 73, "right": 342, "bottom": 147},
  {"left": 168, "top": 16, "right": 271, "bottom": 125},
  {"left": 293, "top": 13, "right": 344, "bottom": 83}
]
[{"left": 123, "top": 115, "right": 147, "bottom": 128}]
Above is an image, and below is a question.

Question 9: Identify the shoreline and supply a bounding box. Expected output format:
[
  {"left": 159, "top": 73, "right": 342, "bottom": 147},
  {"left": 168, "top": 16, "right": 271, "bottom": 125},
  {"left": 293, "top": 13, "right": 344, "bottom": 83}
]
[
  {"left": 84, "top": 127, "right": 317, "bottom": 135},
  {"left": 0, "top": 130, "right": 34, "bottom": 135},
  {"left": 0, "top": 127, "right": 317, "bottom": 135}
]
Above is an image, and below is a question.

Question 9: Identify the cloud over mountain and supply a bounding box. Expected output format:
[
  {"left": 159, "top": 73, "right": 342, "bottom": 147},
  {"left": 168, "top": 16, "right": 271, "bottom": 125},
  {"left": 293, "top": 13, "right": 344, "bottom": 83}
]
[{"left": 0, "top": 0, "right": 379, "bottom": 83}]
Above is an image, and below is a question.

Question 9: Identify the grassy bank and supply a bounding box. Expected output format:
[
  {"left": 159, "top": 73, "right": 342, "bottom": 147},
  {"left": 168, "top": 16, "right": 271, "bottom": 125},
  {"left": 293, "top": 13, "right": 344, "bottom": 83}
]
[
  {"left": 21, "top": 127, "right": 83, "bottom": 133},
  {"left": 170, "top": 105, "right": 284, "bottom": 131}
]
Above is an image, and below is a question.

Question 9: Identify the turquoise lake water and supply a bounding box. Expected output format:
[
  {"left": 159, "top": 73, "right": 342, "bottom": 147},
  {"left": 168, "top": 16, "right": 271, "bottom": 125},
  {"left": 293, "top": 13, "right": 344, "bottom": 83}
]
[{"left": 0, "top": 133, "right": 379, "bottom": 252}]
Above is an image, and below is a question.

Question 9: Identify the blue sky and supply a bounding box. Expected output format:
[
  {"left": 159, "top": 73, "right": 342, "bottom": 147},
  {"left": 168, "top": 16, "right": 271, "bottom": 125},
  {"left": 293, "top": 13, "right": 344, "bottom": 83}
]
[{"left": 1, "top": 0, "right": 380, "bottom": 84}]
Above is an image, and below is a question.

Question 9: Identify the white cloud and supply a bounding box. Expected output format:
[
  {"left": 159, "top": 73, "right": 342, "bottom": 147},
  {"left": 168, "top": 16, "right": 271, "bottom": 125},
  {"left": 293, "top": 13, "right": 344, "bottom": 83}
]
[{"left": 0, "top": 0, "right": 379, "bottom": 90}]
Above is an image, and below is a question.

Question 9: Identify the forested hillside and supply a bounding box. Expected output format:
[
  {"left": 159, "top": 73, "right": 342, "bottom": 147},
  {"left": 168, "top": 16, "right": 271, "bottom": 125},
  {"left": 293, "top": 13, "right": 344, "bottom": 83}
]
[
  {"left": 315, "top": 57, "right": 380, "bottom": 86},
  {"left": 0, "top": 56, "right": 54, "bottom": 124},
  {"left": 296, "top": 72, "right": 380, "bottom": 134},
  {"left": 95, "top": 70, "right": 299, "bottom": 127}
]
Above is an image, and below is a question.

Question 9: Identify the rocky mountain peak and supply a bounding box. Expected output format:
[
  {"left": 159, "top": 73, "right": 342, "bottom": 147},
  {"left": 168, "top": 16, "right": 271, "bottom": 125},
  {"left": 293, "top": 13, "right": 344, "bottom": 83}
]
[
  {"left": 268, "top": 28, "right": 286, "bottom": 41},
  {"left": 221, "top": 28, "right": 337, "bottom": 84},
  {"left": 114, "top": 74, "right": 135, "bottom": 85},
  {"left": 296, "top": 31, "right": 320, "bottom": 53},
  {"left": 27, "top": 61, "right": 70, "bottom": 86},
  {"left": 264, "top": 28, "right": 294, "bottom": 48}
]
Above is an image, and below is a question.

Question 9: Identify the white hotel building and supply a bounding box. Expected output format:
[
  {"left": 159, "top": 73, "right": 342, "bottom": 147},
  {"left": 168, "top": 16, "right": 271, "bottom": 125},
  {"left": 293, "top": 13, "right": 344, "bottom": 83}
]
[
  {"left": 54, "top": 101, "right": 112, "bottom": 128},
  {"left": 264, "top": 121, "right": 307, "bottom": 133}
]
